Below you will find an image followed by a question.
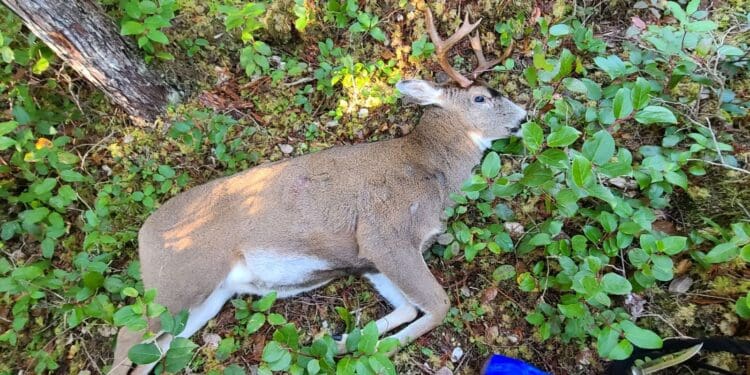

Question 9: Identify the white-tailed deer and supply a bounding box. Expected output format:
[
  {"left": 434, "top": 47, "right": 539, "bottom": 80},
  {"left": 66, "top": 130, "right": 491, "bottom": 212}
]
[{"left": 110, "top": 8, "right": 526, "bottom": 374}]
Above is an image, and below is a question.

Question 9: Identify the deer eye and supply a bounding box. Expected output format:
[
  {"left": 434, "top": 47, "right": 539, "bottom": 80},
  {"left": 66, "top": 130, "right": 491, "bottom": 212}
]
[{"left": 473, "top": 95, "right": 486, "bottom": 103}]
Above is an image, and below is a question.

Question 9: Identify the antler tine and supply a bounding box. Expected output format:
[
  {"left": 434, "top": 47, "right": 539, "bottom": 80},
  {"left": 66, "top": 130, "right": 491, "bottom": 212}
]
[
  {"left": 424, "top": 8, "right": 480, "bottom": 88},
  {"left": 469, "top": 32, "right": 514, "bottom": 79}
]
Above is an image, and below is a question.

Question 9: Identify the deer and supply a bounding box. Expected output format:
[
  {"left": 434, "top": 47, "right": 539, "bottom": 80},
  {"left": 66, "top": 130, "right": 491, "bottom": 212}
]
[{"left": 109, "top": 7, "right": 526, "bottom": 374}]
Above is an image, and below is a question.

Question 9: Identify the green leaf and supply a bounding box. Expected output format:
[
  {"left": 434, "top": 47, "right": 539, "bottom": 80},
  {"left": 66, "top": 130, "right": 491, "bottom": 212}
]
[
  {"left": 369, "top": 27, "right": 386, "bottom": 42},
  {"left": 582, "top": 130, "right": 615, "bottom": 165},
  {"left": 549, "top": 24, "right": 571, "bottom": 36},
  {"left": 224, "top": 364, "right": 246, "bottom": 375},
  {"left": 538, "top": 149, "right": 568, "bottom": 169},
  {"left": 558, "top": 302, "right": 585, "bottom": 318},
  {"left": 594, "top": 55, "right": 627, "bottom": 79},
  {"left": 667, "top": 1, "right": 687, "bottom": 23},
  {"left": 121, "top": 21, "right": 146, "bottom": 36},
  {"left": 32, "top": 57, "right": 50, "bottom": 74},
  {"left": 60, "top": 169, "right": 85, "bottom": 182},
  {"left": 631, "top": 77, "right": 651, "bottom": 109},
  {"left": 358, "top": 321, "right": 378, "bottom": 355},
  {"left": 613, "top": 88, "right": 633, "bottom": 119},
  {"left": 22, "top": 207, "right": 50, "bottom": 225},
  {"left": 547, "top": 126, "right": 580, "bottom": 148},
  {"left": 635, "top": 106, "right": 677, "bottom": 124},
  {"left": 307, "top": 359, "right": 321, "bottom": 375},
  {"left": 164, "top": 337, "right": 198, "bottom": 372},
  {"left": 651, "top": 255, "right": 674, "bottom": 281},
  {"left": 522, "top": 122, "right": 544, "bottom": 153},
  {"left": 520, "top": 161, "right": 553, "bottom": 187},
  {"left": 571, "top": 154, "right": 593, "bottom": 187},
  {"left": 0, "top": 121, "right": 18, "bottom": 136},
  {"left": 41, "top": 238, "right": 55, "bottom": 258},
  {"left": 252, "top": 291, "right": 277, "bottom": 312},
  {"left": 601, "top": 273, "right": 632, "bottom": 295},
  {"left": 665, "top": 171, "right": 687, "bottom": 189},
  {"left": 705, "top": 242, "right": 739, "bottom": 264},
  {"left": 492, "top": 264, "right": 516, "bottom": 281},
  {"left": 658, "top": 236, "right": 687, "bottom": 255},
  {"left": 0, "top": 136, "right": 15, "bottom": 150},
  {"left": 481, "top": 152, "right": 501, "bottom": 179},
  {"left": 147, "top": 30, "right": 169, "bottom": 44},
  {"left": 597, "top": 326, "right": 619, "bottom": 358},
  {"left": 128, "top": 343, "right": 161, "bottom": 365},
  {"left": 0, "top": 46, "right": 14, "bottom": 63},
  {"left": 246, "top": 312, "right": 266, "bottom": 334},
  {"left": 736, "top": 297, "right": 750, "bottom": 319},
  {"left": 620, "top": 320, "right": 663, "bottom": 349},
  {"left": 609, "top": 339, "right": 633, "bottom": 360},
  {"left": 34, "top": 178, "right": 57, "bottom": 195}
]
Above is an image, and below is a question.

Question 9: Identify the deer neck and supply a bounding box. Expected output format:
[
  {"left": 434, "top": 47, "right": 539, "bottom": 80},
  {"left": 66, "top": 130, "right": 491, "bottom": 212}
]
[{"left": 404, "top": 109, "right": 485, "bottom": 192}]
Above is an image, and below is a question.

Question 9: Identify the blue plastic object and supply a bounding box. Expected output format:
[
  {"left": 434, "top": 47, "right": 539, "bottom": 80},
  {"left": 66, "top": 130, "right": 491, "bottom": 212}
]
[{"left": 481, "top": 354, "right": 549, "bottom": 375}]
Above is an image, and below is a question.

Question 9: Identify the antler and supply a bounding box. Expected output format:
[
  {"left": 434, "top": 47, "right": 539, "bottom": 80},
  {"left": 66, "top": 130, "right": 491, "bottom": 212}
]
[
  {"left": 469, "top": 33, "right": 513, "bottom": 79},
  {"left": 424, "top": 8, "right": 480, "bottom": 88}
]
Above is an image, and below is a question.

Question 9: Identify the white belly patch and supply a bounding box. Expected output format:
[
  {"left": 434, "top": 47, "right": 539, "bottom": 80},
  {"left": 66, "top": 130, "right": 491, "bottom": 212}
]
[{"left": 223, "top": 251, "right": 332, "bottom": 298}]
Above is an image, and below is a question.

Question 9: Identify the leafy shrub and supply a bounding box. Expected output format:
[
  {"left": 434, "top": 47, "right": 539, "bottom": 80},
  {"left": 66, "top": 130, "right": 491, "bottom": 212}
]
[{"left": 118, "top": 0, "right": 179, "bottom": 61}]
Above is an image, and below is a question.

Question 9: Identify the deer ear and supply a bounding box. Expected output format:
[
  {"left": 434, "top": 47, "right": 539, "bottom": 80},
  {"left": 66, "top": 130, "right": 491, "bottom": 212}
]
[{"left": 396, "top": 80, "right": 444, "bottom": 106}]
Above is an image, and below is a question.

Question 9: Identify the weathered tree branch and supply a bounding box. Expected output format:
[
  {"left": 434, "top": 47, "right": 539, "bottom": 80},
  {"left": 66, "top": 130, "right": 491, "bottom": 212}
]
[{"left": 1, "top": 0, "right": 177, "bottom": 122}]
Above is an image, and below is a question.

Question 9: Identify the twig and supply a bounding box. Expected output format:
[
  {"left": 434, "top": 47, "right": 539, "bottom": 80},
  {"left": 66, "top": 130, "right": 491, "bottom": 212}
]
[
  {"left": 686, "top": 159, "right": 750, "bottom": 175},
  {"left": 704, "top": 119, "right": 725, "bottom": 165},
  {"left": 639, "top": 313, "right": 688, "bottom": 338},
  {"left": 283, "top": 77, "right": 315, "bottom": 87},
  {"left": 81, "top": 340, "right": 104, "bottom": 375}
]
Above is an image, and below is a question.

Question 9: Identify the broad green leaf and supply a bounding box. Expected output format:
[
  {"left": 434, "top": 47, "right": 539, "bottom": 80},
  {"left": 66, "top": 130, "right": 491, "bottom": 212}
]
[
  {"left": 597, "top": 326, "right": 619, "bottom": 358},
  {"left": 0, "top": 121, "right": 18, "bottom": 136},
  {"left": 358, "top": 321, "right": 378, "bottom": 355},
  {"left": 252, "top": 291, "right": 277, "bottom": 312},
  {"left": 658, "top": 236, "right": 687, "bottom": 255},
  {"left": 246, "top": 312, "right": 266, "bottom": 333},
  {"left": 635, "top": 106, "right": 677, "bottom": 124},
  {"left": 520, "top": 161, "right": 552, "bottom": 187},
  {"left": 481, "top": 152, "right": 501, "bottom": 179},
  {"left": 631, "top": 77, "right": 651, "bottom": 109},
  {"left": 705, "top": 242, "right": 739, "bottom": 263},
  {"left": 549, "top": 24, "right": 571, "bottom": 36},
  {"left": 620, "top": 320, "right": 663, "bottom": 349},
  {"left": 128, "top": 343, "right": 161, "bottom": 364},
  {"left": 613, "top": 88, "right": 633, "bottom": 119},
  {"left": 121, "top": 21, "right": 146, "bottom": 35},
  {"left": 582, "top": 130, "right": 615, "bottom": 165},
  {"left": 667, "top": 1, "right": 687, "bottom": 23},
  {"left": 538, "top": 149, "right": 568, "bottom": 169},
  {"left": 34, "top": 178, "right": 57, "bottom": 195},
  {"left": 609, "top": 339, "right": 633, "bottom": 360},
  {"left": 164, "top": 337, "right": 198, "bottom": 372},
  {"left": 736, "top": 297, "right": 750, "bottom": 319},
  {"left": 492, "top": 265, "right": 516, "bottom": 281},
  {"left": 686, "top": 20, "right": 717, "bottom": 32},
  {"left": 571, "top": 154, "right": 593, "bottom": 187},
  {"left": 224, "top": 364, "right": 246, "bottom": 375},
  {"left": 522, "top": 122, "right": 544, "bottom": 153},
  {"left": 594, "top": 55, "right": 626, "bottom": 79},
  {"left": 601, "top": 273, "right": 632, "bottom": 295},
  {"left": 547, "top": 126, "right": 580, "bottom": 148},
  {"left": 147, "top": 30, "right": 169, "bottom": 44}
]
